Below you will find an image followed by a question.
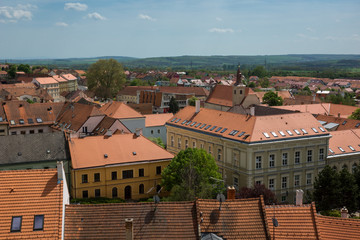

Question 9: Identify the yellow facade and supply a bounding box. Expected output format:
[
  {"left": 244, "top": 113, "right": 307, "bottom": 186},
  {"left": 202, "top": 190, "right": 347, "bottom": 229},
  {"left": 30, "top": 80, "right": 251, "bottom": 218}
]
[
  {"left": 67, "top": 80, "right": 77, "bottom": 92},
  {"left": 167, "top": 124, "right": 330, "bottom": 203},
  {"left": 72, "top": 160, "right": 170, "bottom": 200}
]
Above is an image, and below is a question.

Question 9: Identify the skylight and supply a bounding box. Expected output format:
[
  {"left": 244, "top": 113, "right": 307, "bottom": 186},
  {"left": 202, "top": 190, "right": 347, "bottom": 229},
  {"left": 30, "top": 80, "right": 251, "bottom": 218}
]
[
  {"left": 342, "top": 121, "right": 347, "bottom": 125},
  {"left": 220, "top": 128, "right": 227, "bottom": 133},
  {"left": 210, "top": 126, "right": 217, "bottom": 131},
  {"left": 271, "top": 132, "right": 278, "bottom": 137},
  {"left": 238, "top": 131, "right": 245, "bottom": 137},
  {"left": 171, "top": 118, "right": 176, "bottom": 122},
  {"left": 190, "top": 122, "right": 197, "bottom": 126},
  {"left": 28, "top": 118, "right": 34, "bottom": 124},
  {"left": 301, "top": 129, "right": 308, "bottom": 134},
  {"left": 175, "top": 118, "right": 181, "bottom": 123},
  {"left": 19, "top": 119, "right": 24, "bottom": 124},
  {"left": 329, "top": 148, "right": 334, "bottom": 153},
  {"left": 319, "top": 127, "right": 326, "bottom": 132},
  {"left": 181, "top": 120, "right": 187, "bottom": 125},
  {"left": 0, "top": 117, "right": 3, "bottom": 122},
  {"left": 294, "top": 129, "right": 301, "bottom": 135},
  {"left": 67, "top": 124, "right": 71, "bottom": 129},
  {"left": 195, "top": 123, "right": 201, "bottom": 128},
  {"left": 286, "top": 130, "right": 293, "bottom": 136},
  {"left": 204, "top": 125, "right": 212, "bottom": 130},
  {"left": 243, "top": 134, "right": 250, "bottom": 140},
  {"left": 231, "top": 130, "right": 239, "bottom": 136},
  {"left": 11, "top": 216, "right": 22, "bottom": 232},
  {"left": 10, "top": 120, "right": 15, "bottom": 125},
  {"left": 263, "top": 132, "right": 270, "bottom": 138},
  {"left": 349, "top": 145, "right": 355, "bottom": 151},
  {"left": 356, "top": 123, "right": 360, "bottom": 128},
  {"left": 311, "top": 127, "right": 318, "bottom": 133},
  {"left": 215, "top": 127, "right": 222, "bottom": 132},
  {"left": 338, "top": 147, "right": 345, "bottom": 152},
  {"left": 33, "top": 215, "right": 44, "bottom": 231},
  {"left": 279, "top": 131, "right": 286, "bottom": 137},
  {"left": 199, "top": 124, "right": 206, "bottom": 129},
  {"left": 229, "top": 130, "right": 235, "bottom": 135},
  {"left": 36, "top": 118, "right": 43, "bottom": 123},
  {"left": 186, "top": 121, "right": 192, "bottom": 125}
]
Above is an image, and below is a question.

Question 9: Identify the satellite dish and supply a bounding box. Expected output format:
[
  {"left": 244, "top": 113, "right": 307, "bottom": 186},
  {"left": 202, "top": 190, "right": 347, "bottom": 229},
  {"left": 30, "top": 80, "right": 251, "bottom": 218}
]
[
  {"left": 153, "top": 195, "right": 160, "bottom": 204},
  {"left": 272, "top": 217, "right": 279, "bottom": 227},
  {"left": 216, "top": 193, "right": 225, "bottom": 203}
]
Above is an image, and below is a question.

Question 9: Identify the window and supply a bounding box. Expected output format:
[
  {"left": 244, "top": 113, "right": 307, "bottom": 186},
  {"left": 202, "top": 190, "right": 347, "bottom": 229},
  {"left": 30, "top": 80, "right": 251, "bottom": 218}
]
[
  {"left": 255, "top": 156, "right": 262, "bottom": 169},
  {"left": 81, "top": 174, "right": 88, "bottom": 183},
  {"left": 234, "top": 177, "right": 239, "bottom": 189},
  {"left": 11, "top": 131, "right": 16, "bottom": 135},
  {"left": 234, "top": 153, "right": 239, "bottom": 167},
  {"left": 294, "top": 175, "right": 300, "bottom": 187},
  {"left": 33, "top": 215, "right": 44, "bottom": 231},
  {"left": 111, "top": 171, "right": 117, "bottom": 180},
  {"left": 139, "top": 184, "right": 144, "bottom": 194},
  {"left": 295, "top": 151, "right": 300, "bottom": 164},
  {"left": 217, "top": 149, "right": 222, "bottom": 161},
  {"left": 282, "top": 153, "right": 288, "bottom": 166},
  {"left": 95, "top": 189, "right": 101, "bottom": 198},
  {"left": 193, "top": 141, "right": 196, "bottom": 148},
  {"left": 269, "top": 154, "right": 275, "bottom": 168},
  {"left": 82, "top": 126, "right": 88, "bottom": 133},
  {"left": 319, "top": 148, "right": 324, "bottom": 161},
  {"left": 185, "top": 139, "right": 188, "bottom": 149},
  {"left": 281, "top": 196, "right": 286, "bottom": 202},
  {"left": 255, "top": 180, "right": 262, "bottom": 185},
  {"left": 307, "top": 150, "right": 312, "bottom": 162},
  {"left": 208, "top": 146, "right": 212, "bottom": 154},
  {"left": 281, "top": 177, "right": 287, "bottom": 189},
  {"left": 82, "top": 190, "right": 88, "bottom": 198},
  {"left": 269, "top": 179, "right": 274, "bottom": 190},
  {"left": 20, "top": 131, "right": 26, "bottom": 135},
  {"left": 156, "top": 166, "right": 161, "bottom": 175},
  {"left": 11, "top": 216, "right": 22, "bottom": 232},
  {"left": 139, "top": 168, "right": 144, "bottom": 177},
  {"left": 94, "top": 173, "right": 100, "bottom": 182},
  {"left": 200, "top": 143, "right": 204, "bottom": 149},
  {"left": 171, "top": 136, "right": 174, "bottom": 147},
  {"left": 112, "top": 187, "right": 118, "bottom": 198},
  {"left": 122, "top": 170, "right": 133, "bottom": 179},
  {"left": 178, "top": 138, "right": 181, "bottom": 148},
  {"left": 29, "top": 130, "right": 35, "bottom": 134},
  {"left": 151, "top": 130, "right": 154, "bottom": 134},
  {"left": 306, "top": 173, "right": 312, "bottom": 185},
  {"left": 10, "top": 120, "right": 16, "bottom": 125},
  {"left": 38, "top": 129, "right": 43, "bottom": 133}
]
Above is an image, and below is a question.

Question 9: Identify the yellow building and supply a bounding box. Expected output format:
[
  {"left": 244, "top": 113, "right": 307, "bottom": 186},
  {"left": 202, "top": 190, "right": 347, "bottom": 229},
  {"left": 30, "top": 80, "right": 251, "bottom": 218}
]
[
  {"left": 69, "top": 133, "right": 173, "bottom": 200},
  {"left": 166, "top": 106, "right": 330, "bottom": 203}
]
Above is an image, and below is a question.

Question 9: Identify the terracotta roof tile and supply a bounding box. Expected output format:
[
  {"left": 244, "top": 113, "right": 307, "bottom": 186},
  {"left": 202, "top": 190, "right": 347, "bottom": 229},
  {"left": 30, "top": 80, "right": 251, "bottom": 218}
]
[
  {"left": 34, "top": 77, "right": 59, "bottom": 85},
  {"left": 100, "top": 101, "right": 144, "bottom": 119},
  {"left": 0, "top": 169, "right": 63, "bottom": 239},
  {"left": 65, "top": 201, "right": 198, "bottom": 239},
  {"left": 145, "top": 113, "right": 174, "bottom": 127},
  {"left": 61, "top": 74, "right": 77, "bottom": 81},
  {"left": 159, "top": 86, "right": 209, "bottom": 97},
  {"left": 328, "top": 129, "right": 360, "bottom": 156},
  {"left": 317, "top": 215, "right": 360, "bottom": 240},
  {"left": 206, "top": 85, "right": 234, "bottom": 107},
  {"left": 92, "top": 116, "right": 131, "bottom": 135},
  {"left": 118, "top": 86, "right": 158, "bottom": 96},
  {"left": 52, "top": 75, "right": 67, "bottom": 83},
  {"left": 69, "top": 134, "right": 174, "bottom": 169},
  {"left": 315, "top": 114, "right": 360, "bottom": 131}
]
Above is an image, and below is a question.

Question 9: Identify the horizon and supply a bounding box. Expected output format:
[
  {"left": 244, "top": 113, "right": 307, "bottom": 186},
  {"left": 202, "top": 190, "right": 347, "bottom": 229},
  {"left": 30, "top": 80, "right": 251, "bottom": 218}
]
[{"left": 1, "top": 0, "right": 360, "bottom": 59}]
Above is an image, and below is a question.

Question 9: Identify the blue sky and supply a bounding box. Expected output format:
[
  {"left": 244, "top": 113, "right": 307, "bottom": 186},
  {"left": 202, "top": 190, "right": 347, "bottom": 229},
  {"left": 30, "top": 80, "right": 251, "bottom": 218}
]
[{"left": 0, "top": 0, "right": 359, "bottom": 59}]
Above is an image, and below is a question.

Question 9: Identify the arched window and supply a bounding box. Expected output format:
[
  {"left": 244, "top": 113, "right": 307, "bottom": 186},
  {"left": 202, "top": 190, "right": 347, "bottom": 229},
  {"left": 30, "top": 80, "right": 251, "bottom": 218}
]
[
  {"left": 352, "top": 163, "right": 358, "bottom": 173},
  {"left": 125, "top": 185, "right": 132, "bottom": 200},
  {"left": 156, "top": 184, "right": 161, "bottom": 193},
  {"left": 112, "top": 187, "right": 118, "bottom": 198},
  {"left": 139, "top": 184, "right": 144, "bottom": 194},
  {"left": 342, "top": 164, "right": 348, "bottom": 170}
]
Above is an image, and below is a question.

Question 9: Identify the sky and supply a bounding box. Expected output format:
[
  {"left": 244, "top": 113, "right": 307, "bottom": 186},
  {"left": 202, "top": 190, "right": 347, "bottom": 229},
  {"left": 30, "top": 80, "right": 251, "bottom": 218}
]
[{"left": 0, "top": 0, "right": 359, "bottom": 59}]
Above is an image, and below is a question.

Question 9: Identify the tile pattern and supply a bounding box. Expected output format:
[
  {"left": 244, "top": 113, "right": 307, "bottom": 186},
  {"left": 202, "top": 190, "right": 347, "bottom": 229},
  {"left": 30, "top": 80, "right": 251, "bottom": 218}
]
[{"left": 317, "top": 215, "right": 360, "bottom": 240}]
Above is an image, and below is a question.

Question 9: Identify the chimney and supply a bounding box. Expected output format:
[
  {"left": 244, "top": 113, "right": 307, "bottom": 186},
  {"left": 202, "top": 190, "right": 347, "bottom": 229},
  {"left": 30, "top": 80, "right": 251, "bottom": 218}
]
[
  {"left": 295, "top": 189, "right": 304, "bottom": 206},
  {"left": 250, "top": 106, "right": 255, "bottom": 116},
  {"left": 195, "top": 100, "right": 200, "bottom": 113},
  {"left": 125, "top": 218, "right": 134, "bottom": 240},
  {"left": 57, "top": 161, "right": 63, "bottom": 184},
  {"left": 227, "top": 186, "right": 236, "bottom": 200},
  {"left": 133, "top": 128, "right": 142, "bottom": 138},
  {"left": 341, "top": 206, "right": 348, "bottom": 218}
]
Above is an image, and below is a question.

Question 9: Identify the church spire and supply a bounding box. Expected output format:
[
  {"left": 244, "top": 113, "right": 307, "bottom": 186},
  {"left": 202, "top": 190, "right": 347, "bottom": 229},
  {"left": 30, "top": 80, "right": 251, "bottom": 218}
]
[{"left": 235, "top": 63, "right": 242, "bottom": 86}]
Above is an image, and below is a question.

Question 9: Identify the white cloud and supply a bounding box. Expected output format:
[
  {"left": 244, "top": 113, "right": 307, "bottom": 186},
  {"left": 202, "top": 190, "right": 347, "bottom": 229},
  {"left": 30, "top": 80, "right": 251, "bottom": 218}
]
[
  {"left": 64, "top": 3, "right": 88, "bottom": 11},
  {"left": 209, "top": 28, "right": 234, "bottom": 33},
  {"left": 55, "top": 22, "right": 68, "bottom": 27},
  {"left": 87, "top": 12, "right": 106, "bottom": 20},
  {"left": 216, "top": 17, "right": 223, "bottom": 22},
  {"left": 139, "top": 14, "right": 155, "bottom": 21},
  {"left": 0, "top": 4, "right": 36, "bottom": 23}
]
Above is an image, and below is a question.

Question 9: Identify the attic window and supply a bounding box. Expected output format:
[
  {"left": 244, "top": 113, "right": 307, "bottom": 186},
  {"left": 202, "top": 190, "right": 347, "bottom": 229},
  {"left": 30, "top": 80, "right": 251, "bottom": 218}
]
[
  {"left": 311, "top": 128, "right": 318, "bottom": 133},
  {"left": 286, "top": 130, "right": 293, "bottom": 136},
  {"left": 100, "top": 128, "right": 105, "bottom": 133},
  {"left": 338, "top": 147, "right": 345, "bottom": 152},
  {"left": 199, "top": 124, "right": 206, "bottom": 129},
  {"left": 36, "top": 118, "right": 43, "bottom": 123},
  {"left": 33, "top": 215, "right": 44, "bottom": 231},
  {"left": 263, "top": 132, "right": 270, "bottom": 138},
  {"left": 220, "top": 128, "right": 227, "bottom": 133},
  {"left": 301, "top": 129, "right": 308, "bottom": 134},
  {"left": 342, "top": 121, "right": 347, "bottom": 125},
  {"left": 28, "top": 118, "right": 34, "bottom": 124},
  {"left": 10, "top": 120, "right": 16, "bottom": 125},
  {"left": 329, "top": 148, "right": 334, "bottom": 153},
  {"left": 175, "top": 118, "right": 181, "bottom": 123},
  {"left": 271, "top": 132, "right": 278, "bottom": 137},
  {"left": 215, "top": 127, "right": 222, "bottom": 132},
  {"left": 190, "top": 122, "right": 197, "bottom": 127},
  {"left": 210, "top": 126, "right": 217, "bottom": 131},
  {"left": 204, "top": 125, "right": 212, "bottom": 130},
  {"left": 294, "top": 129, "right": 301, "bottom": 135},
  {"left": 67, "top": 124, "right": 71, "bottom": 129},
  {"left": 279, "top": 131, "right": 286, "bottom": 137},
  {"left": 319, "top": 127, "right": 326, "bottom": 132},
  {"left": 195, "top": 123, "right": 201, "bottom": 128},
  {"left": 11, "top": 216, "right": 22, "bottom": 232},
  {"left": 171, "top": 118, "right": 176, "bottom": 122},
  {"left": 181, "top": 120, "right": 187, "bottom": 125},
  {"left": 19, "top": 119, "right": 25, "bottom": 124},
  {"left": 95, "top": 127, "right": 100, "bottom": 131},
  {"left": 349, "top": 145, "right": 355, "bottom": 151}
]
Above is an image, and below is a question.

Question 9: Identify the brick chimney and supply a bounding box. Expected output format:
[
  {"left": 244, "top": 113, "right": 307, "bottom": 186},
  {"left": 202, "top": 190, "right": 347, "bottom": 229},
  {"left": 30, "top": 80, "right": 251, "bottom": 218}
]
[
  {"left": 125, "top": 218, "right": 133, "bottom": 240},
  {"left": 195, "top": 100, "right": 200, "bottom": 113},
  {"left": 227, "top": 186, "right": 236, "bottom": 200},
  {"left": 341, "top": 206, "right": 348, "bottom": 218},
  {"left": 296, "top": 189, "right": 304, "bottom": 206}
]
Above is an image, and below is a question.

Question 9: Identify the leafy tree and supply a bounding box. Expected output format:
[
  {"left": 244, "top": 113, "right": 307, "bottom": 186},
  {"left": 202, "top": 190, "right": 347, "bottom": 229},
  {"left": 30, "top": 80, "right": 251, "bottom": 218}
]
[
  {"left": 87, "top": 59, "right": 126, "bottom": 99},
  {"left": 168, "top": 96, "right": 179, "bottom": 113},
  {"left": 17, "top": 64, "right": 31, "bottom": 73},
  {"left": 148, "top": 137, "right": 165, "bottom": 148},
  {"left": 161, "top": 148, "right": 224, "bottom": 201},
  {"left": 339, "top": 168, "right": 358, "bottom": 213},
  {"left": 187, "top": 96, "right": 198, "bottom": 106},
  {"left": 259, "top": 77, "right": 270, "bottom": 88},
  {"left": 248, "top": 82, "right": 256, "bottom": 88},
  {"left": 7, "top": 65, "right": 17, "bottom": 78},
  {"left": 299, "top": 86, "right": 312, "bottom": 96},
  {"left": 313, "top": 165, "right": 341, "bottom": 211},
  {"left": 262, "top": 91, "right": 283, "bottom": 106},
  {"left": 237, "top": 184, "right": 277, "bottom": 205},
  {"left": 251, "top": 65, "right": 267, "bottom": 78},
  {"left": 348, "top": 108, "right": 360, "bottom": 120}
]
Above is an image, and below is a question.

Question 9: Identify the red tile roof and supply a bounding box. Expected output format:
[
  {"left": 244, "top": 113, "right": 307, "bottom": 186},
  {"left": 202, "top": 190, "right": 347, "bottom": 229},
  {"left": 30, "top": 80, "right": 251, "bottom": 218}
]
[
  {"left": 327, "top": 129, "right": 360, "bottom": 156},
  {"left": 317, "top": 215, "right": 360, "bottom": 240},
  {"left": 159, "top": 86, "right": 209, "bottom": 97},
  {"left": 205, "top": 85, "right": 234, "bottom": 107},
  {"left": 69, "top": 134, "right": 174, "bottom": 169},
  {"left": 100, "top": 101, "right": 144, "bottom": 119},
  {"left": 315, "top": 114, "right": 360, "bottom": 131},
  {"left": 0, "top": 169, "right": 63, "bottom": 239},
  {"left": 65, "top": 201, "right": 198, "bottom": 239},
  {"left": 145, "top": 113, "right": 174, "bottom": 127},
  {"left": 34, "top": 77, "right": 59, "bottom": 85}
]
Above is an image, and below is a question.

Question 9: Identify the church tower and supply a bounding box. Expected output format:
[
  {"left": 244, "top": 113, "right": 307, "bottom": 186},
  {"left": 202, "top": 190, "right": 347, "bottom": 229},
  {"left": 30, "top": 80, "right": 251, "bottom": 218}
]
[{"left": 232, "top": 64, "right": 246, "bottom": 106}]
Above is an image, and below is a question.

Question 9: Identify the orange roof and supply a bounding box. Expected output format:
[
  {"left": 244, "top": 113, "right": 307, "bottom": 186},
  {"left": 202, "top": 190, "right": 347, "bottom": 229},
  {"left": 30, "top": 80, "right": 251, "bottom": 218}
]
[
  {"left": 69, "top": 134, "right": 174, "bottom": 169},
  {"left": 52, "top": 75, "right": 67, "bottom": 82},
  {"left": 265, "top": 203, "right": 319, "bottom": 239},
  {"left": 168, "top": 106, "right": 329, "bottom": 143},
  {"left": 205, "top": 84, "right": 233, "bottom": 107},
  {"left": 317, "top": 215, "right": 360, "bottom": 240},
  {"left": 61, "top": 74, "right": 77, "bottom": 81},
  {"left": 100, "top": 101, "right": 144, "bottom": 119},
  {"left": 328, "top": 129, "right": 360, "bottom": 156},
  {"left": 197, "top": 197, "right": 270, "bottom": 239},
  {"left": 0, "top": 169, "right": 63, "bottom": 239},
  {"left": 159, "top": 86, "right": 209, "bottom": 96},
  {"left": 316, "top": 114, "right": 360, "bottom": 131},
  {"left": 74, "top": 70, "right": 86, "bottom": 75},
  {"left": 254, "top": 91, "right": 292, "bottom": 102},
  {"left": 145, "top": 113, "right": 174, "bottom": 127},
  {"left": 34, "top": 77, "right": 59, "bottom": 85},
  {"left": 118, "top": 86, "right": 158, "bottom": 96}
]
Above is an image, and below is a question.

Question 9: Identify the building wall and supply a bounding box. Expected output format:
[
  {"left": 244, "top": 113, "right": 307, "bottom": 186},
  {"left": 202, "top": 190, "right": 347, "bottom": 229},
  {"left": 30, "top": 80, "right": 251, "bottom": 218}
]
[
  {"left": 203, "top": 102, "right": 231, "bottom": 111},
  {"left": 143, "top": 125, "right": 167, "bottom": 145},
  {"left": 166, "top": 124, "right": 330, "bottom": 203},
  {"left": 327, "top": 153, "right": 360, "bottom": 172},
  {"left": 8, "top": 125, "right": 52, "bottom": 135},
  {"left": 117, "top": 94, "right": 137, "bottom": 104},
  {"left": 72, "top": 160, "right": 170, "bottom": 200},
  {"left": 120, "top": 118, "right": 145, "bottom": 133},
  {"left": 67, "top": 80, "right": 77, "bottom": 92},
  {"left": 75, "top": 116, "right": 105, "bottom": 137},
  {"left": 0, "top": 124, "right": 8, "bottom": 136}
]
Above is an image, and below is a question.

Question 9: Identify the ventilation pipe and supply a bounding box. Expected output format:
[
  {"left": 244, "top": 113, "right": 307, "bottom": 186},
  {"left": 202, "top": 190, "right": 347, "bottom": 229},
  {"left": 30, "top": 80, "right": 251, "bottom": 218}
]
[
  {"left": 125, "top": 218, "right": 134, "bottom": 240},
  {"left": 195, "top": 100, "right": 200, "bottom": 113},
  {"left": 296, "top": 189, "right": 304, "bottom": 206}
]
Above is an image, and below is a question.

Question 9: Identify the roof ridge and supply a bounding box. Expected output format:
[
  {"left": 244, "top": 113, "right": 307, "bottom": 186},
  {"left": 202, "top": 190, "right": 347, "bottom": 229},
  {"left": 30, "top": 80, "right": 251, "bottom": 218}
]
[{"left": 311, "top": 202, "right": 321, "bottom": 240}]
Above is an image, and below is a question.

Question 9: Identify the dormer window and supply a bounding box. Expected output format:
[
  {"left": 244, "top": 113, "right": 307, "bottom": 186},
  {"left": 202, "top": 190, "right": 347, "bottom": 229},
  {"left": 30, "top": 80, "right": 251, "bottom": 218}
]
[{"left": 11, "top": 216, "right": 22, "bottom": 232}]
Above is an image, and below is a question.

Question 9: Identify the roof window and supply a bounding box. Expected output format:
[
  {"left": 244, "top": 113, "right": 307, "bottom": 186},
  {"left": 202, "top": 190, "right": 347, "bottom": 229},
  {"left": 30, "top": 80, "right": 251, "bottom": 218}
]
[
  {"left": 243, "top": 134, "right": 250, "bottom": 140},
  {"left": 190, "top": 122, "right": 197, "bottom": 126},
  {"left": 171, "top": 118, "right": 176, "bottom": 122},
  {"left": 210, "top": 126, "right": 217, "bottom": 131},
  {"left": 271, "top": 132, "right": 278, "bottom": 137},
  {"left": 199, "top": 124, "right": 206, "bottom": 129},
  {"left": 238, "top": 131, "right": 245, "bottom": 137},
  {"left": 279, "top": 131, "right": 286, "bottom": 137},
  {"left": 220, "top": 128, "right": 227, "bottom": 133},
  {"left": 286, "top": 130, "right": 293, "bottom": 136},
  {"left": 195, "top": 123, "right": 201, "bottom": 128},
  {"left": 175, "top": 118, "right": 181, "bottom": 123},
  {"left": 19, "top": 119, "right": 25, "bottom": 124},
  {"left": 33, "top": 215, "right": 44, "bottom": 231},
  {"left": 356, "top": 123, "right": 360, "bottom": 128},
  {"left": 204, "top": 125, "right": 212, "bottom": 130},
  {"left": 319, "top": 127, "right": 326, "bottom": 132},
  {"left": 67, "top": 124, "right": 71, "bottom": 129},
  {"left": 342, "top": 120, "right": 347, "bottom": 125},
  {"left": 215, "top": 127, "right": 222, "bottom": 132},
  {"left": 28, "top": 118, "right": 34, "bottom": 124},
  {"left": 181, "top": 120, "right": 187, "bottom": 125},
  {"left": 311, "top": 127, "right": 318, "bottom": 133},
  {"left": 263, "top": 132, "right": 270, "bottom": 138},
  {"left": 36, "top": 118, "right": 43, "bottom": 123},
  {"left": 349, "top": 145, "right": 355, "bottom": 151},
  {"left": 10, "top": 120, "right": 16, "bottom": 125},
  {"left": 338, "top": 147, "right": 345, "bottom": 152},
  {"left": 100, "top": 128, "right": 105, "bottom": 133},
  {"left": 329, "top": 148, "right": 334, "bottom": 153},
  {"left": 0, "top": 117, "right": 3, "bottom": 122},
  {"left": 301, "top": 129, "right": 308, "bottom": 134},
  {"left": 230, "top": 130, "right": 239, "bottom": 136},
  {"left": 11, "top": 216, "right": 22, "bottom": 232},
  {"left": 186, "top": 121, "right": 192, "bottom": 126},
  {"left": 294, "top": 129, "right": 301, "bottom": 135}
]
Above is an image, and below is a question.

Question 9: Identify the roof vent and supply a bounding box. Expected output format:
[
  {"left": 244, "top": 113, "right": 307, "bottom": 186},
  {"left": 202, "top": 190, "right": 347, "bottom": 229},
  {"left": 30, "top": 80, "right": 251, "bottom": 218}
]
[
  {"left": 46, "top": 150, "right": 50, "bottom": 154},
  {"left": 17, "top": 152, "right": 22, "bottom": 156},
  {"left": 104, "top": 154, "right": 108, "bottom": 158},
  {"left": 132, "top": 152, "right": 137, "bottom": 155}
]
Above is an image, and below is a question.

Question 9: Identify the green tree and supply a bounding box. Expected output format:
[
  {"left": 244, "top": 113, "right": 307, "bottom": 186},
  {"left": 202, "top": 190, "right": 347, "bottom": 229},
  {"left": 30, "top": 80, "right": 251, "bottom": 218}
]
[
  {"left": 251, "top": 65, "right": 267, "bottom": 78},
  {"left": 17, "top": 64, "right": 31, "bottom": 73},
  {"left": 248, "top": 82, "right": 256, "bottom": 88},
  {"left": 259, "top": 77, "right": 270, "bottom": 88},
  {"left": 161, "top": 148, "right": 224, "bottom": 201},
  {"left": 339, "top": 168, "right": 358, "bottom": 213},
  {"left": 313, "top": 165, "right": 340, "bottom": 211},
  {"left": 7, "top": 65, "right": 17, "bottom": 78},
  {"left": 187, "top": 96, "right": 198, "bottom": 106},
  {"left": 148, "top": 137, "right": 165, "bottom": 148},
  {"left": 348, "top": 108, "right": 360, "bottom": 120},
  {"left": 262, "top": 91, "right": 283, "bottom": 106},
  {"left": 168, "top": 96, "right": 179, "bottom": 113},
  {"left": 87, "top": 59, "right": 126, "bottom": 99}
]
